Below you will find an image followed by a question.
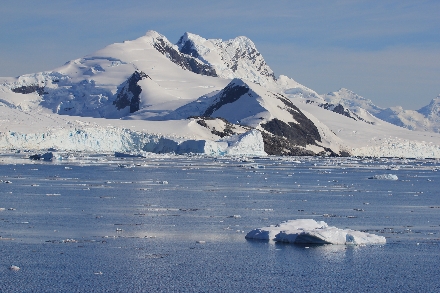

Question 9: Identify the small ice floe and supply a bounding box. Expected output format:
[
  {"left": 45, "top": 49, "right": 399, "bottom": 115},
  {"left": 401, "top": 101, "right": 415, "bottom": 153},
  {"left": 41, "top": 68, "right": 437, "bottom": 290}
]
[
  {"left": 9, "top": 265, "right": 20, "bottom": 271},
  {"left": 0, "top": 236, "right": 14, "bottom": 241},
  {"left": 245, "top": 219, "right": 386, "bottom": 245},
  {"left": 368, "top": 174, "right": 398, "bottom": 180},
  {"left": 118, "top": 164, "right": 135, "bottom": 168},
  {"left": 62, "top": 239, "right": 78, "bottom": 243},
  {"left": 228, "top": 215, "right": 241, "bottom": 218}
]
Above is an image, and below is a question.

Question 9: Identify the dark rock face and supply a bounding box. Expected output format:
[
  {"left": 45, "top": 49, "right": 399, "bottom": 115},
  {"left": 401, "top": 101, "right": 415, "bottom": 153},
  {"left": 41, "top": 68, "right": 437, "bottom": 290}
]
[
  {"left": 329, "top": 104, "right": 352, "bottom": 118},
  {"left": 259, "top": 94, "right": 328, "bottom": 156},
  {"left": 196, "top": 84, "right": 333, "bottom": 156},
  {"left": 153, "top": 38, "right": 217, "bottom": 77},
  {"left": 113, "top": 71, "right": 150, "bottom": 113},
  {"left": 260, "top": 131, "right": 316, "bottom": 156},
  {"left": 274, "top": 94, "right": 321, "bottom": 142},
  {"left": 178, "top": 39, "right": 199, "bottom": 58},
  {"left": 191, "top": 116, "right": 243, "bottom": 138},
  {"left": 318, "top": 102, "right": 355, "bottom": 120},
  {"left": 203, "top": 84, "right": 249, "bottom": 116},
  {"left": 12, "top": 85, "right": 47, "bottom": 95},
  {"left": 306, "top": 100, "right": 374, "bottom": 125},
  {"left": 262, "top": 118, "right": 316, "bottom": 147}
]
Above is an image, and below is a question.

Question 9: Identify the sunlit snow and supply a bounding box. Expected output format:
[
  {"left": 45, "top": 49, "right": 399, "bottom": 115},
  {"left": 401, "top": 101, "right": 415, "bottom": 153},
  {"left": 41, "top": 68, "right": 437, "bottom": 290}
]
[{"left": 246, "top": 219, "right": 386, "bottom": 245}]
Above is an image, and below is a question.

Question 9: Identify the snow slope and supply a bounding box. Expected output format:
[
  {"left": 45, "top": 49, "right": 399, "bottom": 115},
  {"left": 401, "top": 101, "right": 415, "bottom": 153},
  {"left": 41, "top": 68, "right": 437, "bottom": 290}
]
[
  {"left": 297, "top": 98, "right": 440, "bottom": 158},
  {"left": 1, "top": 31, "right": 230, "bottom": 119}
]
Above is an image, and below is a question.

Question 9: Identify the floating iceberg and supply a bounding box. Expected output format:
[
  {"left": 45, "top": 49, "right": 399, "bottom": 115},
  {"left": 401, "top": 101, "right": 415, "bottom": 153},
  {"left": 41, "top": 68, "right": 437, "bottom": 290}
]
[
  {"left": 245, "top": 219, "right": 386, "bottom": 245},
  {"left": 368, "top": 174, "right": 398, "bottom": 180}
]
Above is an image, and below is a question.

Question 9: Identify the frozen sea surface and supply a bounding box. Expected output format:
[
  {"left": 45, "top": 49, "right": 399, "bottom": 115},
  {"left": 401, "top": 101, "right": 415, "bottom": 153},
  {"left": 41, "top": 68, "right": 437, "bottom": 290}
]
[{"left": 1, "top": 153, "right": 439, "bottom": 292}]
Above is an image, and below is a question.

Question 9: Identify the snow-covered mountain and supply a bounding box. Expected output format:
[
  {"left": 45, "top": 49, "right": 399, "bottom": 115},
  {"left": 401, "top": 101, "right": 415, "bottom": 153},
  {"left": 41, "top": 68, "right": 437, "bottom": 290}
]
[
  {"left": 1, "top": 30, "right": 440, "bottom": 158},
  {"left": 321, "top": 89, "right": 440, "bottom": 133},
  {"left": 176, "top": 32, "right": 276, "bottom": 87}
]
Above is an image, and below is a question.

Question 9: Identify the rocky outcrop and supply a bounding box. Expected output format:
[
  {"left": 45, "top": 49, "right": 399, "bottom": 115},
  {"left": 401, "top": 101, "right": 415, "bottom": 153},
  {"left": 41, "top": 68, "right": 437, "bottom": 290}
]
[
  {"left": 191, "top": 116, "right": 249, "bottom": 138},
  {"left": 259, "top": 94, "right": 331, "bottom": 156},
  {"left": 203, "top": 84, "right": 250, "bottom": 117},
  {"left": 153, "top": 38, "right": 217, "bottom": 77},
  {"left": 12, "top": 85, "right": 47, "bottom": 95},
  {"left": 306, "top": 100, "right": 374, "bottom": 125},
  {"left": 177, "top": 38, "right": 200, "bottom": 58},
  {"left": 113, "top": 71, "right": 150, "bottom": 113}
]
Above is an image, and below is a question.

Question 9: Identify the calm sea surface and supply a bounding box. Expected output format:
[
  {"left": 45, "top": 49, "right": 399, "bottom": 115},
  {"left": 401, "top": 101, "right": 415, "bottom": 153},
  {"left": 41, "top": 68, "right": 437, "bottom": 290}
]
[{"left": 1, "top": 153, "right": 439, "bottom": 292}]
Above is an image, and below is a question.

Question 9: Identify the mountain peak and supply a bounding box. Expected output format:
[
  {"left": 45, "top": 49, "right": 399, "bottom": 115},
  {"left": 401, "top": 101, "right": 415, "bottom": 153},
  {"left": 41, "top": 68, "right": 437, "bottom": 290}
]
[
  {"left": 175, "top": 32, "right": 275, "bottom": 86},
  {"left": 144, "top": 30, "right": 163, "bottom": 38},
  {"left": 418, "top": 95, "right": 440, "bottom": 117}
]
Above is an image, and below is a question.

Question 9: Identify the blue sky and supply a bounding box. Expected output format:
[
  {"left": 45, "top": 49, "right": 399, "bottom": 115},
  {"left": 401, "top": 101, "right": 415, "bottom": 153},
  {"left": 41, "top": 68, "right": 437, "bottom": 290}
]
[{"left": 1, "top": 0, "right": 439, "bottom": 109}]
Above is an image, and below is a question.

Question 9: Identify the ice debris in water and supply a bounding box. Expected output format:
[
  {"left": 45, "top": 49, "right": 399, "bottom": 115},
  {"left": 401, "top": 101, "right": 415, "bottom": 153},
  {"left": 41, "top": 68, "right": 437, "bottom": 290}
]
[
  {"left": 245, "top": 219, "right": 386, "bottom": 245},
  {"left": 368, "top": 174, "right": 398, "bottom": 180},
  {"left": 9, "top": 265, "right": 20, "bottom": 271}
]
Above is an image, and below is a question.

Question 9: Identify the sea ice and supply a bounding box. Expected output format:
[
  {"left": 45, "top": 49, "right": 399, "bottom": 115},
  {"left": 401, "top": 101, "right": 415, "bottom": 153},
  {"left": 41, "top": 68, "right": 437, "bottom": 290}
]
[
  {"left": 245, "top": 219, "right": 386, "bottom": 245},
  {"left": 368, "top": 174, "right": 398, "bottom": 180}
]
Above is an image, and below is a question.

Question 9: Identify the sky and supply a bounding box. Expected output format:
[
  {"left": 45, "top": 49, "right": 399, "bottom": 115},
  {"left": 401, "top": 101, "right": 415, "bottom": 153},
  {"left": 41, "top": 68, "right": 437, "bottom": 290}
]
[{"left": 1, "top": 0, "right": 439, "bottom": 110}]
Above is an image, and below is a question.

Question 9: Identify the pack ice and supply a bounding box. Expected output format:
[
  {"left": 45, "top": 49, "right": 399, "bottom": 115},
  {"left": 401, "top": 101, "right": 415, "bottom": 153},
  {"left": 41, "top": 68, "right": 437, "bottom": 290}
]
[{"left": 245, "top": 219, "right": 386, "bottom": 245}]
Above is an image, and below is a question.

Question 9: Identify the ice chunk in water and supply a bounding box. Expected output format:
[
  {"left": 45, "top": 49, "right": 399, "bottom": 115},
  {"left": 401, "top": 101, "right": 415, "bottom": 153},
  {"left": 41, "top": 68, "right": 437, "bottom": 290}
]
[
  {"left": 246, "top": 219, "right": 386, "bottom": 245},
  {"left": 368, "top": 174, "right": 398, "bottom": 180}
]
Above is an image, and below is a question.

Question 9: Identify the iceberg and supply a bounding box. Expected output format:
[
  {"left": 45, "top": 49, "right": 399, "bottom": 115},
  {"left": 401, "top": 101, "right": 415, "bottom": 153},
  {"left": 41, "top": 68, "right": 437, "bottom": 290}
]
[{"left": 245, "top": 219, "right": 386, "bottom": 245}]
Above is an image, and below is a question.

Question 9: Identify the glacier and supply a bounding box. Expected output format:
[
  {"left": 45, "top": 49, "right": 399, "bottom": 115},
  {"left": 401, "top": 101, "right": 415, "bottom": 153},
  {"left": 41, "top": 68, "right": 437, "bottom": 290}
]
[{"left": 0, "top": 122, "right": 266, "bottom": 156}]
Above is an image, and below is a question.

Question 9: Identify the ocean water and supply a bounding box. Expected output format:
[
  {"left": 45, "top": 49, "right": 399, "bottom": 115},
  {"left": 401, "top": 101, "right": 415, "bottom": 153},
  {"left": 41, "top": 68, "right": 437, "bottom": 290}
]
[{"left": 0, "top": 153, "right": 439, "bottom": 292}]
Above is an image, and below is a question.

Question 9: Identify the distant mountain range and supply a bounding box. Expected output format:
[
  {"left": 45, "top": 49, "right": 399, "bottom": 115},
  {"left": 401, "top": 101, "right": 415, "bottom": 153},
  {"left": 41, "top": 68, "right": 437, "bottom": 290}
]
[{"left": 1, "top": 30, "right": 439, "bottom": 157}]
